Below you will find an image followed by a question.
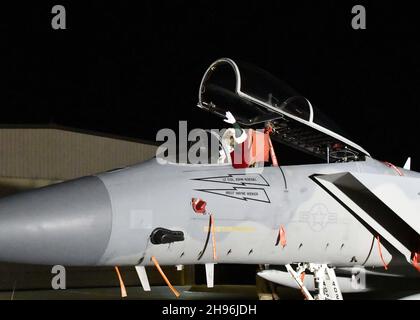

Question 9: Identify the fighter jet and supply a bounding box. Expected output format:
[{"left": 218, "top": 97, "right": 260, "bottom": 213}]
[{"left": 0, "top": 58, "right": 418, "bottom": 300}]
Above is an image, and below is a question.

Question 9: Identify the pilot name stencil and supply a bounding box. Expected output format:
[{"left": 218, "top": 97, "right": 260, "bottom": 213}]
[
  {"left": 193, "top": 174, "right": 270, "bottom": 203},
  {"left": 196, "top": 187, "right": 270, "bottom": 203},
  {"left": 192, "top": 174, "right": 269, "bottom": 187}
]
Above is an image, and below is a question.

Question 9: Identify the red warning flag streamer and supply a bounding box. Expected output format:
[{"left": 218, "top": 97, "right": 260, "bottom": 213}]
[
  {"left": 300, "top": 272, "right": 305, "bottom": 283},
  {"left": 279, "top": 226, "right": 287, "bottom": 248},
  {"left": 412, "top": 253, "right": 420, "bottom": 272},
  {"left": 114, "top": 266, "right": 127, "bottom": 298},
  {"left": 267, "top": 134, "right": 278, "bottom": 167},
  {"left": 151, "top": 256, "right": 180, "bottom": 298},
  {"left": 383, "top": 161, "right": 404, "bottom": 176},
  {"left": 376, "top": 236, "right": 389, "bottom": 270},
  {"left": 299, "top": 272, "right": 307, "bottom": 300},
  {"left": 275, "top": 225, "right": 287, "bottom": 248},
  {"left": 211, "top": 214, "right": 217, "bottom": 261}
]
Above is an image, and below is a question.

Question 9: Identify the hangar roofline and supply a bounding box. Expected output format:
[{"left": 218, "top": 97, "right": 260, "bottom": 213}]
[{"left": 0, "top": 123, "right": 158, "bottom": 146}]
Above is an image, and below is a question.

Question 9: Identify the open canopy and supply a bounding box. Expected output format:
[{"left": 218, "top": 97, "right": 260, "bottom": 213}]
[{"left": 197, "top": 58, "right": 370, "bottom": 162}]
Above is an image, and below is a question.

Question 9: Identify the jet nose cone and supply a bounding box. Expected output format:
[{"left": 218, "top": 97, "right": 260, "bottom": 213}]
[{"left": 0, "top": 176, "right": 112, "bottom": 265}]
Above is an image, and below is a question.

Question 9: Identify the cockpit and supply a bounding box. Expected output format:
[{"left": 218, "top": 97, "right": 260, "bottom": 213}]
[
  {"left": 157, "top": 58, "right": 370, "bottom": 166},
  {"left": 197, "top": 58, "right": 370, "bottom": 163}
]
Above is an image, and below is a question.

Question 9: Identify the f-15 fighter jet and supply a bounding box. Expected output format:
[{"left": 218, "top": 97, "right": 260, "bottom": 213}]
[{"left": 0, "top": 58, "right": 418, "bottom": 300}]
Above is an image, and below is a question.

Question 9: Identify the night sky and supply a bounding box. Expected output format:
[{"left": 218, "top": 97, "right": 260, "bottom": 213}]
[{"left": 2, "top": 1, "right": 420, "bottom": 169}]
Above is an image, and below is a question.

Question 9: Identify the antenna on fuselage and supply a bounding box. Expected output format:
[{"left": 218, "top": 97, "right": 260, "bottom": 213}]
[{"left": 404, "top": 157, "right": 411, "bottom": 170}]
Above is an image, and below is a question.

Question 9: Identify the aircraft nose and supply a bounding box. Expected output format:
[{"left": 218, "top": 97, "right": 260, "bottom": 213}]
[{"left": 0, "top": 176, "right": 112, "bottom": 266}]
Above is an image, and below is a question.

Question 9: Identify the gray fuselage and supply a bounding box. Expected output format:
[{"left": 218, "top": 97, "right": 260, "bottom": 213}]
[{"left": 0, "top": 157, "right": 416, "bottom": 268}]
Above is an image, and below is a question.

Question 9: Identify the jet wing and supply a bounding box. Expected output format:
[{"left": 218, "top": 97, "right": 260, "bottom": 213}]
[
  {"left": 198, "top": 58, "right": 370, "bottom": 162},
  {"left": 312, "top": 172, "right": 420, "bottom": 263}
]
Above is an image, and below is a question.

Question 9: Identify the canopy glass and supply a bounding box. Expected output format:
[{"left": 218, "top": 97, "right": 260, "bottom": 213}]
[{"left": 198, "top": 58, "right": 370, "bottom": 162}]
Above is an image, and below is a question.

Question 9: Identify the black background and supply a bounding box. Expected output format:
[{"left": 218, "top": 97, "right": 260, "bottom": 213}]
[{"left": 2, "top": 0, "right": 420, "bottom": 168}]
